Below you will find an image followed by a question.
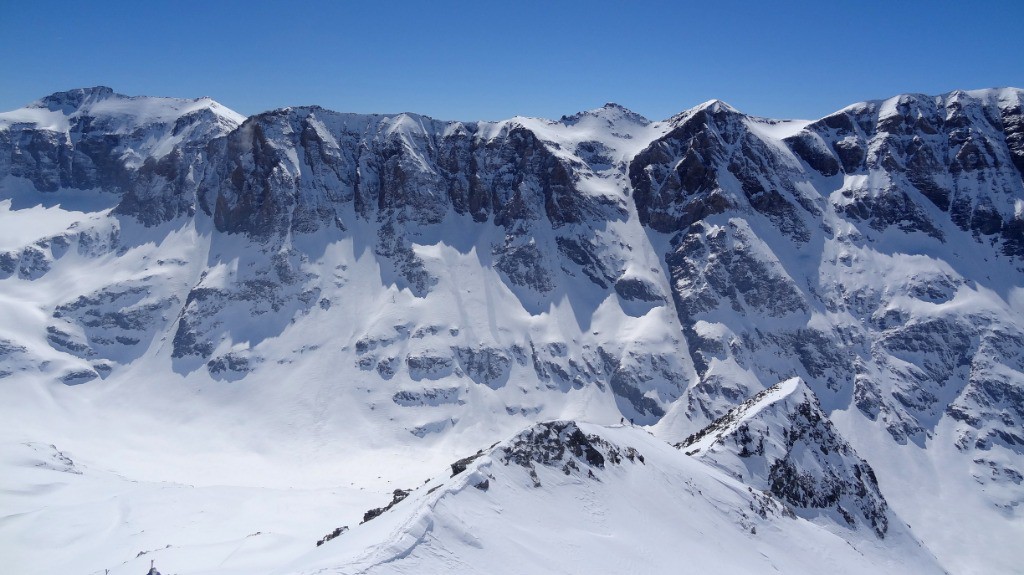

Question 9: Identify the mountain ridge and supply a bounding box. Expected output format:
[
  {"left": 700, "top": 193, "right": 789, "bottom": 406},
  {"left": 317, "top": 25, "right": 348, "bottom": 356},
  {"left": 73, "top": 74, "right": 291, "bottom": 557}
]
[{"left": 1, "top": 85, "right": 1022, "bottom": 574}]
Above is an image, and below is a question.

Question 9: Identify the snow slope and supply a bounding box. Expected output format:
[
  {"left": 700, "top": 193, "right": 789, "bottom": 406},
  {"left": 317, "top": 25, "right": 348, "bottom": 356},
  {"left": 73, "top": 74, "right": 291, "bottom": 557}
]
[{"left": 283, "top": 421, "right": 944, "bottom": 575}]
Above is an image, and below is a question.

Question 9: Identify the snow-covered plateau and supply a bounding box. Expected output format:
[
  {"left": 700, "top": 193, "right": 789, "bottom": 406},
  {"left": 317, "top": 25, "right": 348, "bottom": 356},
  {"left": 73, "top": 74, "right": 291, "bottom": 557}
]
[{"left": 1, "top": 86, "right": 1023, "bottom": 574}]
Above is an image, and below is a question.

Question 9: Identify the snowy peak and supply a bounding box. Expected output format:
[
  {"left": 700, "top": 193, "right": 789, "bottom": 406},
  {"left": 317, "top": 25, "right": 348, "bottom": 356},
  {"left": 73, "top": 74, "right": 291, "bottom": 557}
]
[
  {"left": 665, "top": 98, "right": 744, "bottom": 127},
  {"left": 31, "top": 86, "right": 117, "bottom": 114},
  {"left": 0, "top": 87, "right": 245, "bottom": 199},
  {"left": 558, "top": 101, "right": 651, "bottom": 128},
  {"left": 693, "top": 98, "right": 740, "bottom": 115},
  {"left": 2, "top": 86, "right": 245, "bottom": 136},
  {"left": 628, "top": 92, "right": 818, "bottom": 234},
  {"left": 521, "top": 103, "right": 667, "bottom": 171},
  {"left": 679, "top": 378, "right": 891, "bottom": 537}
]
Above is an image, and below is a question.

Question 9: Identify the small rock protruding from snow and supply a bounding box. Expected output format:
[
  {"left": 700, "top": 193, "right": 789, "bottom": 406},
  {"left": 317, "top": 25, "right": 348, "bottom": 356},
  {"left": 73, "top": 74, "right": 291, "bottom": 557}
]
[
  {"left": 316, "top": 525, "right": 349, "bottom": 547},
  {"left": 361, "top": 488, "right": 412, "bottom": 524},
  {"left": 451, "top": 450, "right": 486, "bottom": 477}
]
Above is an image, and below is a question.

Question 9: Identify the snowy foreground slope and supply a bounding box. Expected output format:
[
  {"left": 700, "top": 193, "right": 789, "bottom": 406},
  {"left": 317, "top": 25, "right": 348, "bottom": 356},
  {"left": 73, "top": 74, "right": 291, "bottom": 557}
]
[
  {"left": 284, "top": 422, "right": 942, "bottom": 575},
  {"left": 1, "top": 86, "right": 1023, "bottom": 574}
]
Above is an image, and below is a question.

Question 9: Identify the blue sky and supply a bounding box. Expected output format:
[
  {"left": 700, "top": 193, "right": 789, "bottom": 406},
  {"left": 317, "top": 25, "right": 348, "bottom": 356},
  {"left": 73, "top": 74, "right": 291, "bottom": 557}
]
[{"left": 2, "top": 0, "right": 1022, "bottom": 121}]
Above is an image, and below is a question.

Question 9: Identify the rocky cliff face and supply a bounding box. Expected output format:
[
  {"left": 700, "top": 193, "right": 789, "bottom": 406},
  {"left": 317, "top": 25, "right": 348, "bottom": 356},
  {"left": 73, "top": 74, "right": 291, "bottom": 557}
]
[
  {"left": 2, "top": 87, "right": 1023, "bottom": 571},
  {"left": 195, "top": 107, "right": 600, "bottom": 237},
  {"left": 3, "top": 87, "right": 1022, "bottom": 439},
  {"left": 630, "top": 91, "right": 1024, "bottom": 462}
]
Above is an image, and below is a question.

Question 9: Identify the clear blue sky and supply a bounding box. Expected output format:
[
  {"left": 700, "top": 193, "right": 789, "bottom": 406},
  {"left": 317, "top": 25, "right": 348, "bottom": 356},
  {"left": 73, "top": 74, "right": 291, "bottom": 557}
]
[{"left": 2, "top": 0, "right": 1022, "bottom": 121}]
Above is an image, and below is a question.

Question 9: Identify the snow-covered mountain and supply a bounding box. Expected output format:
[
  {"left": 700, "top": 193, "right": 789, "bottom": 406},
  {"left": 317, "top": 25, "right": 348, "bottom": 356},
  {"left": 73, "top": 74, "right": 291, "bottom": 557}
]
[{"left": 1, "top": 86, "right": 1022, "bottom": 574}]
